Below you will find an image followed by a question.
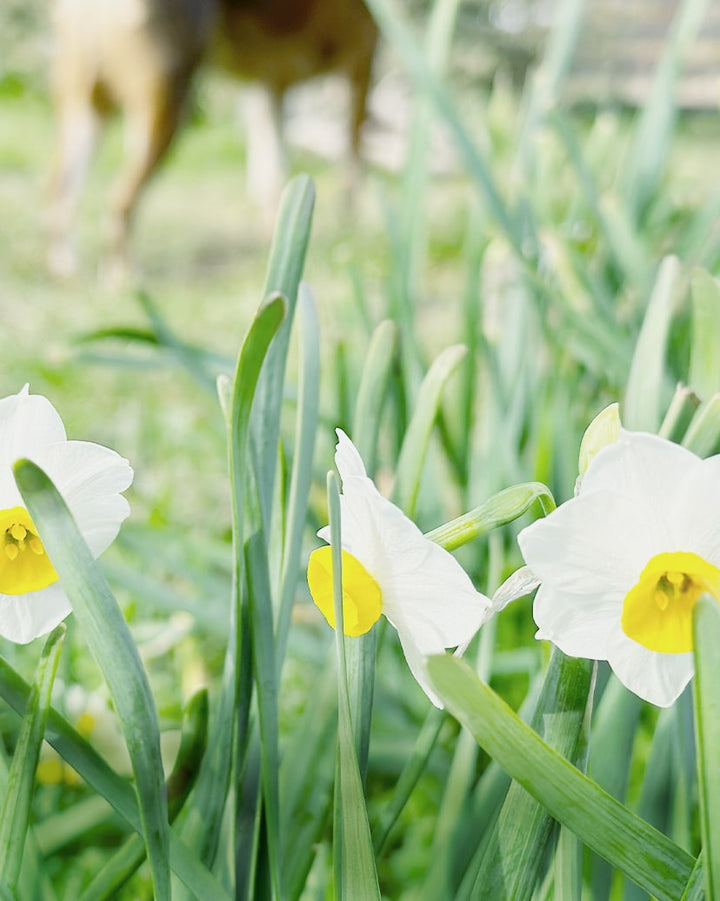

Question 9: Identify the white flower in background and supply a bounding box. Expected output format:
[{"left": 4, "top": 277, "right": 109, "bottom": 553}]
[
  {"left": 518, "top": 429, "right": 720, "bottom": 707},
  {"left": 307, "top": 429, "right": 491, "bottom": 707},
  {"left": 0, "top": 386, "right": 132, "bottom": 643}
]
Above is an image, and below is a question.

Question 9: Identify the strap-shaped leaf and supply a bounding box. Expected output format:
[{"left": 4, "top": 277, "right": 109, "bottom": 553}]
[
  {"left": 427, "top": 654, "right": 695, "bottom": 900},
  {"left": 693, "top": 595, "right": 720, "bottom": 899},
  {"left": 0, "top": 624, "right": 65, "bottom": 892},
  {"left": 14, "top": 460, "right": 171, "bottom": 901}
]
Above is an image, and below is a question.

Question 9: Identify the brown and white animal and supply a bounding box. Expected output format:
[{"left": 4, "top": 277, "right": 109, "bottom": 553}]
[{"left": 47, "top": 0, "right": 379, "bottom": 277}]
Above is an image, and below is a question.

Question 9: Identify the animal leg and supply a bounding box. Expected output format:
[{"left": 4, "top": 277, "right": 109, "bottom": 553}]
[
  {"left": 106, "top": 79, "right": 187, "bottom": 280},
  {"left": 241, "top": 83, "right": 286, "bottom": 232},
  {"left": 47, "top": 99, "right": 101, "bottom": 277},
  {"left": 345, "top": 37, "right": 378, "bottom": 200}
]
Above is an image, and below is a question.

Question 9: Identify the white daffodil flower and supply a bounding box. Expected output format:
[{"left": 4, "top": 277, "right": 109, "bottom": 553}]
[
  {"left": 0, "top": 386, "right": 133, "bottom": 644},
  {"left": 518, "top": 429, "right": 720, "bottom": 707},
  {"left": 307, "top": 429, "right": 492, "bottom": 707}
]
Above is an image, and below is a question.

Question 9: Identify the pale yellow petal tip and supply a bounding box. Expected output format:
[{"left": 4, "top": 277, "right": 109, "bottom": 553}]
[
  {"left": 307, "top": 546, "right": 382, "bottom": 637},
  {"left": 578, "top": 403, "right": 621, "bottom": 477}
]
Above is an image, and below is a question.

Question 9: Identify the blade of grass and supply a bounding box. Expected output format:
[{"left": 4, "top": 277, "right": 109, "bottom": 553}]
[
  {"left": 0, "top": 625, "right": 65, "bottom": 892},
  {"left": 14, "top": 461, "right": 170, "bottom": 901},
  {"left": 427, "top": 654, "right": 695, "bottom": 901},
  {"left": 693, "top": 595, "right": 720, "bottom": 899}
]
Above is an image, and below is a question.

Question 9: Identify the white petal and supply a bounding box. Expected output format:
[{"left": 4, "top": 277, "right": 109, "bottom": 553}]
[
  {"left": 393, "top": 611, "right": 448, "bottom": 708},
  {"left": 382, "top": 540, "right": 489, "bottom": 649},
  {"left": 533, "top": 584, "right": 619, "bottom": 659},
  {"left": 518, "top": 489, "right": 650, "bottom": 597},
  {"left": 326, "top": 429, "right": 489, "bottom": 695},
  {"left": 0, "top": 583, "right": 72, "bottom": 644},
  {"left": 490, "top": 566, "right": 540, "bottom": 614},
  {"left": 334, "top": 429, "right": 369, "bottom": 480},
  {"left": 583, "top": 430, "right": 701, "bottom": 493},
  {"left": 605, "top": 631, "right": 694, "bottom": 707},
  {"left": 662, "top": 454, "right": 720, "bottom": 561},
  {"left": 36, "top": 441, "right": 133, "bottom": 556},
  {"left": 0, "top": 465, "right": 23, "bottom": 510},
  {"left": 0, "top": 388, "right": 66, "bottom": 465}
]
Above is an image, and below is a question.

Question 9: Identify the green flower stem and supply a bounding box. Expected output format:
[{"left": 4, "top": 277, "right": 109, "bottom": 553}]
[
  {"left": 0, "top": 625, "right": 65, "bottom": 892},
  {"left": 461, "top": 650, "right": 594, "bottom": 900},
  {"left": 79, "top": 689, "right": 209, "bottom": 901},
  {"left": 692, "top": 595, "right": 720, "bottom": 900},
  {"left": 15, "top": 459, "right": 170, "bottom": 901},
  {"left": 683, "top": 394, "right": 720, "bottom": 457},
  {"left": 328, "top": 472, "right": 381, "bottom": 901},
  {"left": 659, "top": 384, "right": 701, "bottom": 442}
]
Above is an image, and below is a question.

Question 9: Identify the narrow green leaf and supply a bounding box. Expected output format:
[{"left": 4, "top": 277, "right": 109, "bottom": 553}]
[
  {"left": 693, "top": 595, "right": 720, "bottom": 899},
  {"left": 623, "top": 0, "right": 710, "bottom": 221},
  {"left": 280, "top": 653, "right": 337, "bottom": 900},
  {"left": 14, "top": 461, "right": 170, "bottom": 901},
  {"left": 362, "top": 0, "right": 524, "bottom": 257},
  {"left": 0, "top": 625, "right": 65, "bottom": 891},
  {"left": 345, "top": 321, "right": 400, "bottom": 777},
  {"left": 689, "top": 269, "right": 720, "bottom": 400},
  {"left": 659, "top": 384, "right": 701, "bottom": 442},
  {"left": 624, "top": 255, "right": 681, "bottom": 432},
  {"left": 427, "top": 654, "right": 695, "bottom": 900},
  {"left": 327, "top": 473, "right": 381, "bottom": 901},
  {"left": 393, "top": 344, "right": 467, "bottom": 516},
  {"left": 135, "top": 290, "right": 219, "bottom": 391},
  {"left": 374, "top": 707, "right": 445, "bottom": 856},
  {"left": 352, "top": 320, "right": 399, "bottom": 470},
  {"left": 680, "top": 853, "right": 706, "bottom": 901},
  {"left": 464, "top": 651, "right": 594, "bottom": 900},
  {"left": 276, "top": 283, "right": 321, "bottom": 667},
  {"left": 425, "top": 481, "right": 555, "bottom": 551},
  {"left": 0, "top": 656, "right": 229, "bottom": 899},
  {"left": 514, "top": 0, "right": 586, "bottom": 177},
  {"left": 181, "top": 293, "right": 286, "bottom": 873},
  {"left": 79, "top": 689, "right": 209, "bottom": 901},
  {"left": 251, "top": 175, "right": 316, "bottom": 533},
  {"left": 682, "top": 394, "right": 720, "bottom": 457},
  {"left": 245, "top": 531, "right": 281, "bottom": 898}
]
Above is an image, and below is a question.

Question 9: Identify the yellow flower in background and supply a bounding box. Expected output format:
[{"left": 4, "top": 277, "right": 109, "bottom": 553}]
[
  {"left": 518, "top": 429, "right": 720, "bottom": 707},
  {"left": 0, "top": 386, "right": 132, "bottom": 643},
  {"left": 308, "top": 430, "right": 491, "bottom": 707}
]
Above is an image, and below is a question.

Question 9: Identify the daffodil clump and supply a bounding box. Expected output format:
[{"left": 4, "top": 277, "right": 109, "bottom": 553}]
[
  {"left": 0, "top": 386, "right": 132, "bottom": 643},
  {"left": 307, "top": 430, "right": 491, "bottom": 707},
  {"left": 519, "top": 428, "right": 720, "bottom": 706}
]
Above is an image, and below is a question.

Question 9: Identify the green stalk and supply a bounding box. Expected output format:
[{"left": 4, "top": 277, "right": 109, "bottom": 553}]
[{"left": 0, "top": 625, "right": 65, "bottom": 892}]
